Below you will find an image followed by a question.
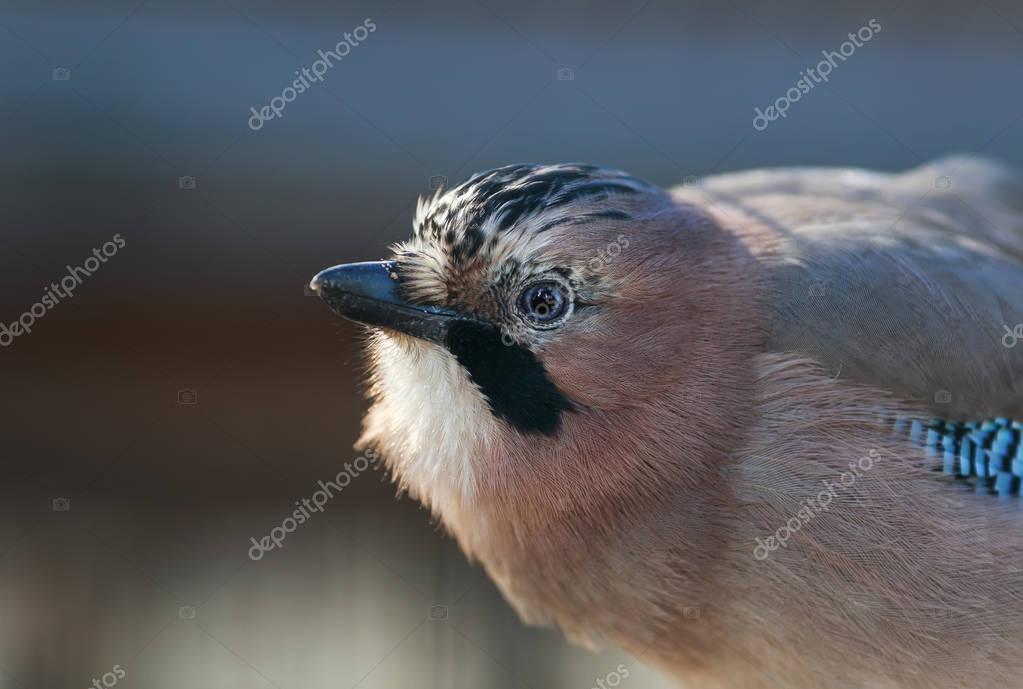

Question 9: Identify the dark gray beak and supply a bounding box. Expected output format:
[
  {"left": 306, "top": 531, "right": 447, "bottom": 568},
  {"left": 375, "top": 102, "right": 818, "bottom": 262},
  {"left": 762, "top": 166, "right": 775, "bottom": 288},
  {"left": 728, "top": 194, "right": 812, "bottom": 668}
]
[{"left": 309, "top": 260, "right": 460, "bottom": 344}]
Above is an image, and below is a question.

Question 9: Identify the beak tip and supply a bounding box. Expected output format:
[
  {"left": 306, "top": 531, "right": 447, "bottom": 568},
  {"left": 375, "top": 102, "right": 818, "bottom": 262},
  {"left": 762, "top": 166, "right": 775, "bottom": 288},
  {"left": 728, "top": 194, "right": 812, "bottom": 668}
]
[{"left": 308, "top": 260, "right": 456, "bottom": 344}]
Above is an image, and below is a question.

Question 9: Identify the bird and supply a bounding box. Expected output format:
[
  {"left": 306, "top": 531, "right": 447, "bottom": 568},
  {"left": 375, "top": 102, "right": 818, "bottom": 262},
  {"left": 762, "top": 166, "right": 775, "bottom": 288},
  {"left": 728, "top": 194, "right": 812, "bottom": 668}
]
[{"left": 310, "top": 157, "right": 1023, "bottom": 689}]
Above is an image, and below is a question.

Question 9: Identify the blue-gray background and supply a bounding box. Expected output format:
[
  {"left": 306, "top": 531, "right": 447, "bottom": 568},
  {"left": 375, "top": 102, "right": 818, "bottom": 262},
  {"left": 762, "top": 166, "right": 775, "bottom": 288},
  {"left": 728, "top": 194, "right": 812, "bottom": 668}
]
[{"left": 1, "top": 1, "right": 1022, "bottom": 687}]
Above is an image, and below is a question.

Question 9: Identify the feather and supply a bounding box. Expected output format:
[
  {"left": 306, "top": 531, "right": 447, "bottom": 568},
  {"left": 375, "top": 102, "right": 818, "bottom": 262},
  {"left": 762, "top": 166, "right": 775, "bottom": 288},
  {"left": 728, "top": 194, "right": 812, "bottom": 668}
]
[{"left": 681, "top": 156, "right": 1023, "bottom": 418}]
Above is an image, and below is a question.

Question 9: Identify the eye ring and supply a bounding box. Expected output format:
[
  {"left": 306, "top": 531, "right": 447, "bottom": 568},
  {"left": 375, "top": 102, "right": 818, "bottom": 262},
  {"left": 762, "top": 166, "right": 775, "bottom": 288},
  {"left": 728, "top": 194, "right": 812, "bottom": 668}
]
[{"left": 518, "top": 281, "right": 570, "bottom": 325}]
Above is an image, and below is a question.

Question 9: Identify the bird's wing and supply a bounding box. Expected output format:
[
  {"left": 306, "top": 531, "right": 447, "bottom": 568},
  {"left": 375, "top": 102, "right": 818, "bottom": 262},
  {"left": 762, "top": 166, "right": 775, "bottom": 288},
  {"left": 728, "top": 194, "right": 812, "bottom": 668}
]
[{"left": 689, "top": 156, "right": 1023, "bottom": 418}]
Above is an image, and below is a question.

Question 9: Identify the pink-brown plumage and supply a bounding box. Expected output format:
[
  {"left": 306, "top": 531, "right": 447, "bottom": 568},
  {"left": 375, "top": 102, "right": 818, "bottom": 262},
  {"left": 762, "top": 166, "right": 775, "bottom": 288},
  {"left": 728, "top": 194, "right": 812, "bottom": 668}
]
[{"left": 313, "top": 158, "right": 1023, "bottom": 688}]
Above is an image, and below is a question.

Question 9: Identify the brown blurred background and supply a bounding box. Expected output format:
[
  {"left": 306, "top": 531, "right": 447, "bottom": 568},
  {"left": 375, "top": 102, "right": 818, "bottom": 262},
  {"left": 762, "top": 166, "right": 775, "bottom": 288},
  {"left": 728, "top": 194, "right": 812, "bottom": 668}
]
[{"left": 2, "top": 0, "right": 1023, "bottom": 686}]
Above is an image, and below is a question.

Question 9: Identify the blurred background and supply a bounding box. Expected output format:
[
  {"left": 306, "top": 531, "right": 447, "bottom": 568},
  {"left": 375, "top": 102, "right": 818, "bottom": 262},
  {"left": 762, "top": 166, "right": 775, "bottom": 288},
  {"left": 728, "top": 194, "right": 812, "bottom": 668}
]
[{"left": 1, "top": 0, "right": 1022, "bottom": 687}]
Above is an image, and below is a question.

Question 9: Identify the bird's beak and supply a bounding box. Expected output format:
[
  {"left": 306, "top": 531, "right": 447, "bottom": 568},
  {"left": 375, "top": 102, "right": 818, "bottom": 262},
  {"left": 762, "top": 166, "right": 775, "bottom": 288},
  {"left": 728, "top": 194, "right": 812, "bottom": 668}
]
[{"left": 309, "top": 260, "right": 460, "bottom": 344}]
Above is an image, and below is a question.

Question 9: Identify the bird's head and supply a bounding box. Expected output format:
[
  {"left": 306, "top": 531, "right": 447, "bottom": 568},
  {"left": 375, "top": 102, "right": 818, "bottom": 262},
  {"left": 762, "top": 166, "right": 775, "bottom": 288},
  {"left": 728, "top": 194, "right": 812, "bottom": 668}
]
[{"left": 311, "top": 164, "right": 760, "bottom": 525}]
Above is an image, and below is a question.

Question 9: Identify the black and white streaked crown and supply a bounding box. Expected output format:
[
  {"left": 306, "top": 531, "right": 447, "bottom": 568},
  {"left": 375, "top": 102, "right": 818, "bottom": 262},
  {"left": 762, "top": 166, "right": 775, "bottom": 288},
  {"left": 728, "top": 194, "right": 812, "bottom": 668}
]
[{"left": 412, "top": 164, "right": 655, "bottom": 264}]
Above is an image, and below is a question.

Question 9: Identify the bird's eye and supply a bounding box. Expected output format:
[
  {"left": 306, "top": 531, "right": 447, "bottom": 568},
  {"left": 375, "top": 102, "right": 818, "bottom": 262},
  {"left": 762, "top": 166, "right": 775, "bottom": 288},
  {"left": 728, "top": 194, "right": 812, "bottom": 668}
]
[{"left": 519, "top": 282, "right": 569, "bottom": 324}]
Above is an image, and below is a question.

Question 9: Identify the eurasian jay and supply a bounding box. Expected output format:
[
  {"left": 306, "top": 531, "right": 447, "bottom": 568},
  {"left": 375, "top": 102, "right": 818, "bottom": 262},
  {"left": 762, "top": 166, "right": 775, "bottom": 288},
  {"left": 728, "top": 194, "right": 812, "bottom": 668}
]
[{"left": 311, "top": 157, "right": 1023, "bottom": 689}]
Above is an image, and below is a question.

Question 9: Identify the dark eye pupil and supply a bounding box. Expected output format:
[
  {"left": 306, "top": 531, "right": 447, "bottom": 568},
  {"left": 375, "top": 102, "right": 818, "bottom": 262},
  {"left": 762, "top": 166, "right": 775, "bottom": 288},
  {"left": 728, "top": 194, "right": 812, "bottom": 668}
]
[
  {"left": 522, "top": 283, "right": 566, "bottom": 321},
  {"left": 532, "top": 289, "right": 554, "bottom": 313}
]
